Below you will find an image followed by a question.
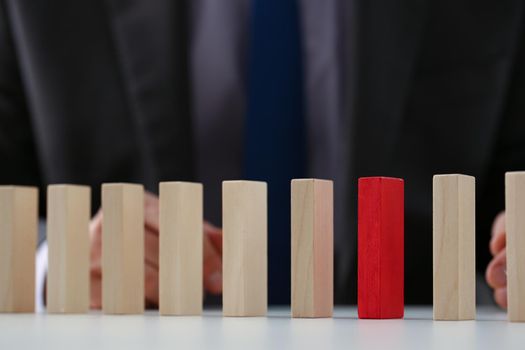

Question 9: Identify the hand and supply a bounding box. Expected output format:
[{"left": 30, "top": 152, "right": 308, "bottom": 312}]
[
  {"left": 89, "top": 191, "right": 223, "bottom": 309},
  {"left": 485, "top": 211, "right": 507, "bottom": 309}
]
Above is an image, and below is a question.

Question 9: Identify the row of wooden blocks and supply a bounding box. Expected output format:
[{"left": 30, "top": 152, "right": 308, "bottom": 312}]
[{"left": 0, "top": 173, "right": 524, "bottom": 321}]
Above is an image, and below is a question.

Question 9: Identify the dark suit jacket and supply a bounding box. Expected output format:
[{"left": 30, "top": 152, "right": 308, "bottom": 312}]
[{"left": 0, "top": 0, "right": 524, "bottom": 304}]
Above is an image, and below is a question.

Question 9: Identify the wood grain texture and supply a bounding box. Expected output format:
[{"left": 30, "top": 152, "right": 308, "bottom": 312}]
[
  {"left": 102, "top": 183, "right": 144, "bottom": 314},
  {"left": 506, "top": 171, "right": 525, "bottom": 322},
  {"left": 159, "top": 182, "right": 203, "bottom": 315},
  {"left": 222, "top": 181, "right": 267, "bottom": 316},
  {"left": 433, "top": 174, "right": 475, "bottom": 321},
  {"left": 0, "top": 186, "right": 38, "bottom": 313},
  {"left": 291, "top": 179, "right": 333, "bottom": 318},
  {"left": 47, "top": 185, "right": 91, "bottom": 313},
  {"left": 358, "top": 177, "right": 404, "bottom": 319}
]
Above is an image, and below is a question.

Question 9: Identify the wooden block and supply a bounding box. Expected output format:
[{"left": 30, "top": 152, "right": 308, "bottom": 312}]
[
  {"left": 358, "top": 177, "right": 404, "bottom": 319},
  {"left": 102, "top": 183, "right": 144, "bottom": 314},
  {"left": 222, "top": 181, "right": 267, "bottom": 316},
  {"left": 0, "top": 186, "right": 38, "bottom": 313},
  {"left": 291, "top": 179, "right": 333, "bottom": 318},
  {"left": 506, "top": 171, "right": 525, "bottom": 322},
  {"left": 46, "top": 185, "right": 90, "bottom": 313},
  {"left": 159, "top": 181, "right": 203, "bottom": 315},
  {"left": 433, "top": 174, "right": 475, "bottom": 320}
]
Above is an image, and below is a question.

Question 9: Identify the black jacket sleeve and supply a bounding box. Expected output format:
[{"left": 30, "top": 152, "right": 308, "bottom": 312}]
[
  {"left": 478, "top": 10, "right": 525, "bottom": 270},
  {"left": 0, "top": 1, "right": 41, "bottom": 188}
]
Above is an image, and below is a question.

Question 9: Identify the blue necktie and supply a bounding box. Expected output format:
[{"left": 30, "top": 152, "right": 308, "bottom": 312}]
[{"left": 245, "top": 0, "right": 306, "bottom": 305}]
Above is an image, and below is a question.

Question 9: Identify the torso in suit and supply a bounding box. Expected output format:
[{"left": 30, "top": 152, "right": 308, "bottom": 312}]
[{"left": 0, "top": 0, "right": 523, "bottom": 304}]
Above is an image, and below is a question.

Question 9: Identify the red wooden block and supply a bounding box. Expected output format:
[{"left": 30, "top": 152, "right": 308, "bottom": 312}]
[{"left": 358, "top": 177, "right": 404, "bottom": 319}]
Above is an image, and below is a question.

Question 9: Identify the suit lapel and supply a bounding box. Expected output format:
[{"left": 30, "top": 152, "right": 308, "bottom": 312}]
[
  {"left": 103, "top": 0, "right": 193, "bottom": 187},
  {"left": 345, "top": 0, "right": 429, "bottom": 178},
  {"left": 336, "top": 0, "right": 429, "bottom": 303}
]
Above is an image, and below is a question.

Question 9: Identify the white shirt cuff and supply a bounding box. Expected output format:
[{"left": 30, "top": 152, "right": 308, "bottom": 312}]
[{"left": 35, "top": 241, "right": 48, "bottom": 313}]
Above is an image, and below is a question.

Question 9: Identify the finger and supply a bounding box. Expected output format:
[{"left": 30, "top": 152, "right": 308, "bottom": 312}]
[
  {"left": 144, "top": 191, "right": 160, "bottom": 234},
  {"left": 491, "top": 211, "right": 505, "bottom": 237},
  {"left": 486, "top": 249, "right": 507, "bottom": 289},
  {"left": 490, "top": 211, "right": 506, "bottom": 256},
  {"left": 90, "top": 210, "right": 103, "bottom": 274},
  {"left": 90, "top": 270, "right": 102, "bottom": 309},
  {"left": 203, "top": 233, "right": 222, "bottom": 294},
  {"left": 494, "top": 287, "right": 508, "bottom": 309},
  {"left": 89, "top": 209, "right": 103, "bottom": 309},
  {"left": 145, "top": 262, "right": 159, "bottom": 307},
  {"left": 145, "top": 228, "right": 159, "bottom": 269},
  {"left": 205, "top": 221, "right": 222, "bottom": 254},
  {"left": 89, "top": 209, "right": 103, "bottom": 235},
  {"left": 490, "top": 232, "right": 506, "bottom": 257},
  {"left": 490, "top": 233, "right": 507, "bottom": 256}
]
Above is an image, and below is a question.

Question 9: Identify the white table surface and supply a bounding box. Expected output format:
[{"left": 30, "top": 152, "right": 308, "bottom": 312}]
[{"left": 0, "top": 306, "right": 523, "bottom": 350}]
